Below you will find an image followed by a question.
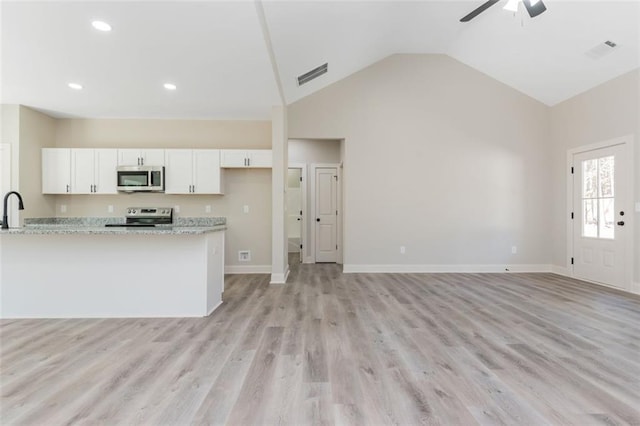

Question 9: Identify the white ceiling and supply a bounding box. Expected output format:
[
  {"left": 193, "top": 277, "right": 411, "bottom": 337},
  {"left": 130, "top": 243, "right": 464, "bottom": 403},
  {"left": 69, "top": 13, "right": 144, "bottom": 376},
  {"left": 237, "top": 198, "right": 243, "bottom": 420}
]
[{"left": 1, "top": 1, "right": 639, "bottom": 119}]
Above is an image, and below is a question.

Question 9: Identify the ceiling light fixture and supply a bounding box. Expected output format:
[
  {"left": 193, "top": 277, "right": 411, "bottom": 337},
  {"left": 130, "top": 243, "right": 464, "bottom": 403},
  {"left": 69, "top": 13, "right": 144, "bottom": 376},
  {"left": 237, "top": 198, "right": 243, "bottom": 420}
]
[
  {"left": 68, "top": 83, "right": 83, "bottom": 90},
  {"left": 529, "top": 0, "right": 540, "bottom": 5},
  {"left": 91, "top": 21, "right": 112, "bottom": 32},
  {"left": 163, "top": 83, "right": 177, "bottom": 91},
  {"left": 503, "top": 0, "right": 519, "bottom": 12}
]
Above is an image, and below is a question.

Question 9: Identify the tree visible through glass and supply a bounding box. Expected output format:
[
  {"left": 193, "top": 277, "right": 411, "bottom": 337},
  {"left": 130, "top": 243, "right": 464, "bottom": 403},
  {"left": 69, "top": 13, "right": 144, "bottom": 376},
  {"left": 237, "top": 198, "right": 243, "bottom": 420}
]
[{"left": 582, "top": 156, "right": 615, "bottom": 239}]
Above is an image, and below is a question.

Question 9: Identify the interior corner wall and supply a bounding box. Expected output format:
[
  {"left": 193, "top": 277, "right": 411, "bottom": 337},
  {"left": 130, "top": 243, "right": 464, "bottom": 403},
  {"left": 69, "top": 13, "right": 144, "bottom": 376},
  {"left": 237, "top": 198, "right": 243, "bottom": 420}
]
[
  {"left": 288, "top": 54, "right": 552, "bottom": 271},
  {"left": 549, "top": 69, "right": 640, "bottom": 285},
  {"left": 53, "top": 118, "right": 273, "bottom": 269},
  {"left": 1, "top": 105, "right": 20, "bottom": 226},
  {"left": 18, "top": 106, "right": 57, "bottom": 221}
]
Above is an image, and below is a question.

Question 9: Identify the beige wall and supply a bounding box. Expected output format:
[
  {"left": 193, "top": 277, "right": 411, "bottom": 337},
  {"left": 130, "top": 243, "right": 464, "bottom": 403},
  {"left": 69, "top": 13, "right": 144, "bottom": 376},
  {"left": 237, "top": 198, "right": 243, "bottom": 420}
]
[
  {"left": 289, "top": 139, "right": 341, "bottom": 164},
  {"left": 19, "top": 106, "right": 57, "bottom": 220},
  {"left": 53, "top": 118, "right": 272, "bottom": 268},
  {"left": 289, "top": 54, "right": 552, "bottom": 269},
  {"left": 550, "top": 69, "right": 640, "bottom": 285}
]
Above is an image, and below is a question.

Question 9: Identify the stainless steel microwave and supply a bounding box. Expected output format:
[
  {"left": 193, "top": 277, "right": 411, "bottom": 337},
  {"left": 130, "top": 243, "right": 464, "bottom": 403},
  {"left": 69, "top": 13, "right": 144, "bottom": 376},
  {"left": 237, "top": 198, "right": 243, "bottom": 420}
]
[{"left": 116, "top": 166, "right": 164, "bottom": 192}]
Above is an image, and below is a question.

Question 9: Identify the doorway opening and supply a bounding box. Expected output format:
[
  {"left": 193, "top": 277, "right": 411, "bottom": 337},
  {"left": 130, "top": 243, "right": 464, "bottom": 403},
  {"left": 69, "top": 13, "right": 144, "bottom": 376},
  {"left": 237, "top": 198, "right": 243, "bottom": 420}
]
[
  {"left": 288, "top": 139, "right": 344, "bottom": 264},
  {"left": 287, "top": 165, "right": 306, "bottom": 265}
]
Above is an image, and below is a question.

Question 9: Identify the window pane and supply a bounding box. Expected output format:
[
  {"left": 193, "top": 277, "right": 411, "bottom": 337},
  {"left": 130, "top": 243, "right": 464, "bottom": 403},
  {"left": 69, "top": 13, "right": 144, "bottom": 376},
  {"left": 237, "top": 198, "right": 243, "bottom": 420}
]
[
  {"left": 582, "top": 159, "right": 598, "bottom": 198},
  {"left": 598, "top": 155, "right": 614, "bottom": 197},
  {"left": 599, "top": 198, "right": 615, "bottom": 239},
  {"left": 583, "top": 199, "right": 598, "bottom": 238}
]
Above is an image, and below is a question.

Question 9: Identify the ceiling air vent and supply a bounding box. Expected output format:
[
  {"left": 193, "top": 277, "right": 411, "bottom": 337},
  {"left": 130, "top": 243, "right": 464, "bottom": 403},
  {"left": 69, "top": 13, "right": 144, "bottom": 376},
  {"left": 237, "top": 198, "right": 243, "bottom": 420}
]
[
  {"left": 585, "top": 40, "right": 619, "bottom": 60},
  {"left": 297, "top": 63, "right": 328, "bottom": 86}
]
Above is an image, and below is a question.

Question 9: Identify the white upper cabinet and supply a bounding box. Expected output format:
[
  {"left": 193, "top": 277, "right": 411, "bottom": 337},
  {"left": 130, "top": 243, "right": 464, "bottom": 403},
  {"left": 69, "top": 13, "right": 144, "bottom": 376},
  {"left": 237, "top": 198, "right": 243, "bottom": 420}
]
[
  {"left": 117, "top": 149, "right": 165, "bottom": 166},
  {"left": 93, "top": 149, "right": 118, "bottom": 194},
  {"left": 42, "top": 148, "right": 71, "bottom": 194},
  {"left": 71, "top": 149, "right": 118, "bottom": 194},
  {"left": 164, "top": 149, "right": 223, "bottom": 195},
  {"left": 221, "top": 149, "right": 272, "bottom": 168},
  {"left": 43, "top": 148, "right": 117, "bottom": 194},
  {"left": 71, "top": 149, "right": 95, "bottom": 194}
]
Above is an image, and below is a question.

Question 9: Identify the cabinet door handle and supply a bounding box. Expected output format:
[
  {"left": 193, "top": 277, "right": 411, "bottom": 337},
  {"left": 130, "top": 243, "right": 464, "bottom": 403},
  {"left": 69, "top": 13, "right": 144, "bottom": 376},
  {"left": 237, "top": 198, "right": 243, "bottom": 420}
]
[
  {"left": 140, "top": 157, "right": 144, "bottom": 166},
  {"left": 248, "top": 158, "right": 250, "bottom": 167},
  {"left": 66, "top": 184, "right": 70, "bottom": 193}
]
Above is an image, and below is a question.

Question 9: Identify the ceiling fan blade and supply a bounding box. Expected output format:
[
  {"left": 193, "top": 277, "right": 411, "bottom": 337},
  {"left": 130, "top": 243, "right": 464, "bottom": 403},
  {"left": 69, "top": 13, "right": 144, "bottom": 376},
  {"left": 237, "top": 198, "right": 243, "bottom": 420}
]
[
  {"left": 460, "top": 0, "right": 500, "bottom": 22},
  {"left": 522, "top": 0, "right": 547, "bottom": 18}
]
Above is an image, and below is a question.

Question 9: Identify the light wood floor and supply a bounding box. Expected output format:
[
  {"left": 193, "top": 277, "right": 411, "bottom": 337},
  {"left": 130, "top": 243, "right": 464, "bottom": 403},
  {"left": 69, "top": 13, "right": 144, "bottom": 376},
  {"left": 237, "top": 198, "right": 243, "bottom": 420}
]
[{"left": 2, "top": 264, "right": 640, "bottom": 425}]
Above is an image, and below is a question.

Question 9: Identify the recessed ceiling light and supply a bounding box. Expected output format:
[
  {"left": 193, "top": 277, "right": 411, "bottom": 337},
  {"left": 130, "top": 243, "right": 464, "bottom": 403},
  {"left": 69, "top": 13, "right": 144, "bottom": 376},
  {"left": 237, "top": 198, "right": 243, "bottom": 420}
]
[
  {"left": 92, "top": 21, "right": 112, "bottom": 32},
  {"left": 163, "top": 83, "right": 177, "bottom": 91},
  {"left": 68, "top": 83, "right": 83, "bottom": 90}
]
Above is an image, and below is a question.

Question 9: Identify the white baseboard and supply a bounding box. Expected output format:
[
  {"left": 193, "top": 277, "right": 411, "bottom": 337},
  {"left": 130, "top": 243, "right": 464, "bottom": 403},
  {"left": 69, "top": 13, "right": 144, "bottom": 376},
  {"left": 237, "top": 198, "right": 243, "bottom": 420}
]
[
  {"left": 225, "top": 265, "right": 271, "bottom": 274},
  {"left": 270, "top": 265, "right": 290, "bottom": 285},
  {"left": 342, "top": 264, "right": 553, "bottom": 274},
  {"left": 206, "top": 300, "right": 223, "bottom": 316},
  {"left": 551, "top": 265, "right": 571, "bottom": 277}
]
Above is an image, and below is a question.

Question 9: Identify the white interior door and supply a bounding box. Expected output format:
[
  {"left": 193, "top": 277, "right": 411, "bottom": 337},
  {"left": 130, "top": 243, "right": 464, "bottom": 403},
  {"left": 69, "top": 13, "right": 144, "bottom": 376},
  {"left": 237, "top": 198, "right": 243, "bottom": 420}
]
[
  {"left": 315, "top": 167, "right": 337, "bottom": 263},
  {"left": 573, "top": 144, "right": 629, "bottom": 288}
]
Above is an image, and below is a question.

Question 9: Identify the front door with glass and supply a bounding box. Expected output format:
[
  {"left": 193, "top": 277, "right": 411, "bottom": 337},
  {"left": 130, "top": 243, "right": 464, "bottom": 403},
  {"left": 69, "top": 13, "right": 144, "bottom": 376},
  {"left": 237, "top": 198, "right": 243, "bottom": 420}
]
[{"left": 572, "top": 144, "right": 629, "bottom": 288}]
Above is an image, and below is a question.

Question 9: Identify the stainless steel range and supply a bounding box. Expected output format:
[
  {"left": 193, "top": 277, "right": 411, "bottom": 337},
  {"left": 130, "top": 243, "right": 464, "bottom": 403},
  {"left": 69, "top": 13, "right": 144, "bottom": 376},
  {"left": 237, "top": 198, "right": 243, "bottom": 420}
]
[{"left": 105, "top": 207, "right": 173, "bottom": 227}]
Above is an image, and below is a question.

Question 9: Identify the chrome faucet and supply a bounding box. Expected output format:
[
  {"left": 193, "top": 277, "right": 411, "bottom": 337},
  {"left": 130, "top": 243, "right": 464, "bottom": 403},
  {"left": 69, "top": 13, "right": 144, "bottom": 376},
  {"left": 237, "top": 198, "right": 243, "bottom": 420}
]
[{"left": 2, "top": 191, "right": 24, "bottom": 229}]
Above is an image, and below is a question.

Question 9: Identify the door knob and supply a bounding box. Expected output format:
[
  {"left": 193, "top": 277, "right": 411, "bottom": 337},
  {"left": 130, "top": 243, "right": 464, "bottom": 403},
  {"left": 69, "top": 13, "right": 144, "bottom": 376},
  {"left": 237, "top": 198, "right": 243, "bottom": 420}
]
[
  {"left": 617, "top": 221, "right": 625, "bottom": 226},
  {"left": 316, "top": 218, "right": 320, "bottom": 222},
  {"left": 620, "top": 211, "right": 624, "bottom": 216},
  {"left": 297, "top": 218, "right": 301, "bottom": 221}
]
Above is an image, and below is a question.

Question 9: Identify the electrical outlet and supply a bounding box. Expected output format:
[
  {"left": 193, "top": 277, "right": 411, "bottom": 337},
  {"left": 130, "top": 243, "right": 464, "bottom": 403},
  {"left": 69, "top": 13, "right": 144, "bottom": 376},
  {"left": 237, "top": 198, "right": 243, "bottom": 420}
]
[
  {"left": 60, "top": 204, "right": 67, "bottom": 213},
  {"left": 107, "top": 205, "right": 114, "bottom": 213},
  {"left": 238, "top": 250, "right": 251, "bottom": 262},
  {"left": 636, "top": 202, "right": 640, "bottom": 213},
  {"left": 512, "top": 246, "right": 517, "bottom": 254},
  {"left": 400, "top": 246, "right": 406, "bottom": 254},
  {"left": 243, "top": 205, "right": 249, "bottom": 214},
  {"left": 174, "top": 205, "right": 180, "bottom": 213},
  {"left": 205, "top": 205, "right": 212, "bottom": 213}
]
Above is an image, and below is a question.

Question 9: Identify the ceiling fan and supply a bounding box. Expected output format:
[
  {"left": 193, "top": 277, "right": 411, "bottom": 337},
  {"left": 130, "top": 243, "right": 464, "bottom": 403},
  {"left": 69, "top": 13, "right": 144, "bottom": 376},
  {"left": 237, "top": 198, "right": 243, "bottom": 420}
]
[{"left": 460, "top": 0, "right": 547, "bottom": 22}]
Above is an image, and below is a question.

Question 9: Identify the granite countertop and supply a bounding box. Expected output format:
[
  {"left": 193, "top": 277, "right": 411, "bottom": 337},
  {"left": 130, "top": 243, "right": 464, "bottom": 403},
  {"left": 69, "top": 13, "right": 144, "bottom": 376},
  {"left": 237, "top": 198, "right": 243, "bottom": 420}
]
[{"left": 0, "top": 217, "right": 226, "bottom": 236}]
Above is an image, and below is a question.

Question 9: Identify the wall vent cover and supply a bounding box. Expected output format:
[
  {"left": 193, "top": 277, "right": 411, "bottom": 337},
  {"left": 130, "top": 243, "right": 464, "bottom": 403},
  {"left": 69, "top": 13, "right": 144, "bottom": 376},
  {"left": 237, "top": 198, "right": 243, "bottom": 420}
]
[
  {"left": 585, "top": 40, "right": 619, "bottom": 60},
  {"left": 297, "top": 63, "right": 328, "bottom": 86}
]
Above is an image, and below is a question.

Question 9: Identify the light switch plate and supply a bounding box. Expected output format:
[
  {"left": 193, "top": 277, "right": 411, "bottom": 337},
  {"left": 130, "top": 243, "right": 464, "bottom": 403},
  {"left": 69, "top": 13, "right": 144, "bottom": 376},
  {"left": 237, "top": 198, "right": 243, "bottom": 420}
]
[
  {"left": 205, "top": 205, "right": 212, "bottom": 213},
  {"left": 243, "top": 205, "right": 249, "bottom": 214},
  {"left": 60, "top": 204, "right": 67, "bottom": 213},
  {"left": 107, "top": 205, "right": 114, "bottom": 213}
]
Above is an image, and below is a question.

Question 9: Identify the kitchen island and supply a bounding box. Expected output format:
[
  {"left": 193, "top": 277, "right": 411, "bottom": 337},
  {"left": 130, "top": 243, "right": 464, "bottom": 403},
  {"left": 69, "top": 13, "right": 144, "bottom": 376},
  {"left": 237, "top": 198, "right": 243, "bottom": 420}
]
[{"left": 0, "top": 217, "right": 226, "bottom": 318}]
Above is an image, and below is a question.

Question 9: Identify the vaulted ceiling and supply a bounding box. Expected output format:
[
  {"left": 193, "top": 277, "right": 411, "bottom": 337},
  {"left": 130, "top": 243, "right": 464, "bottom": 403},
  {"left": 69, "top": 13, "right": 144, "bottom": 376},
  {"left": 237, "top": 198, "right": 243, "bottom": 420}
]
[{"left": 1, "top": 1, "right": 638, "bottom": 119}]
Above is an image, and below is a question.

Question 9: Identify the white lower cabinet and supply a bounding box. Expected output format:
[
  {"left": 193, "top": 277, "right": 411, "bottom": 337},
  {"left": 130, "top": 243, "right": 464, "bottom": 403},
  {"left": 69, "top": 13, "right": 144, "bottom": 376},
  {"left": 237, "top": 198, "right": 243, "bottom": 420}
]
[{"left": 164, "top": 149, "right": 223, "bottom": 194}]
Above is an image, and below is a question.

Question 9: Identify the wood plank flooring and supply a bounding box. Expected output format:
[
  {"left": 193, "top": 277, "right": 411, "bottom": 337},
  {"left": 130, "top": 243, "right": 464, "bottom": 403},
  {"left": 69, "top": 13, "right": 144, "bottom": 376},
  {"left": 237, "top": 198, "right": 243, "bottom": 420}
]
[{"left": 1, "top": 264, "right": 640, "bottom": 425}]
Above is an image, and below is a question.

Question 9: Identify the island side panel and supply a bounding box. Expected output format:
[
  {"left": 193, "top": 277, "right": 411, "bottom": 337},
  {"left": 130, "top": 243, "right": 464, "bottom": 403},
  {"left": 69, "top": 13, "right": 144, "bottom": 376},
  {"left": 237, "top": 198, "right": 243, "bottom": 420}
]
[
  {"left": 206, "top": 231, "right": 225, "bottom": 314},
  {"left": 0, "top": 233, "right": 217, "bottom": 318}
]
